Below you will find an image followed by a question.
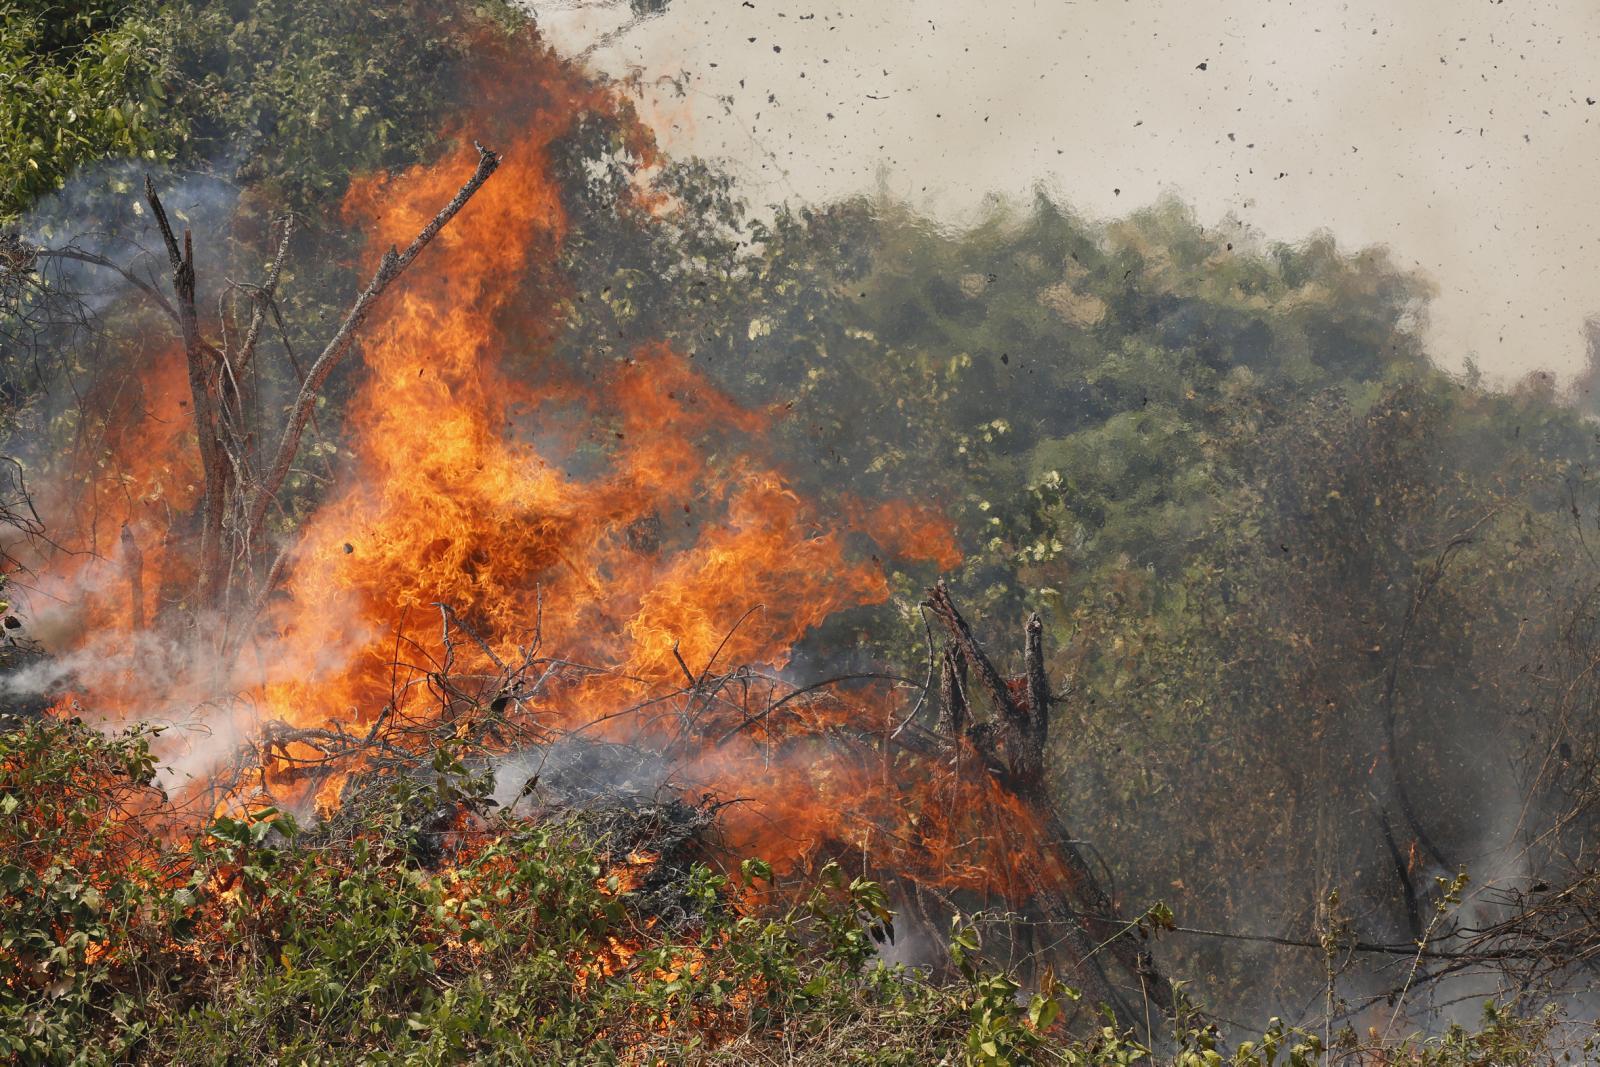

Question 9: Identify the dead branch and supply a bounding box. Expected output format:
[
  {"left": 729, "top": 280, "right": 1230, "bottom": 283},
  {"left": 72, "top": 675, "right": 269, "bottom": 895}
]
[
  {"left": 146, "top": 177, "right": 230, "bottom": 604},
  {"left": 244, "top": 144, "right": 501, "bottom": 542},
  {"left": 232, "top": 216, "right": 294, "bottom": 378},
  {"left": 936, "top": 642, "right": 967, "bottom": 746},
  {"left": 32, "top": 246, "right": 180, "bottom": 325},
  {"left": 923, "top": 582, "right": 1177, "bottom": 1021}
]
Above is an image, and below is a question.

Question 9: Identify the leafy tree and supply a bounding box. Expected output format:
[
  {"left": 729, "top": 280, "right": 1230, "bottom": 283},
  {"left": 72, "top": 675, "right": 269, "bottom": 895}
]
[
  {"left": 161, "top": 0, "right": 528, "bottom": 214},
  {"left": 0, "top": 0, "right": 173, "bottom": 220}
]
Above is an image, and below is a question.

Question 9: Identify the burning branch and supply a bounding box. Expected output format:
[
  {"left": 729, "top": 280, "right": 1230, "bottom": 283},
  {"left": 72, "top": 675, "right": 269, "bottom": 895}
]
[
  {"left": 127, "top": 144, "right": 502, "bottom": 624},
  {"left": 244, "top": 143, "right": 502, "bottom": 546}
]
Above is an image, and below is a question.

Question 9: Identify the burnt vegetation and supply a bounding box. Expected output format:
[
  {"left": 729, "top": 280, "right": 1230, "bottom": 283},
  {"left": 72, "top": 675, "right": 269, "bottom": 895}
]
[{"left": 3, "top": 2, "right": 1600, "bottom": 1065}]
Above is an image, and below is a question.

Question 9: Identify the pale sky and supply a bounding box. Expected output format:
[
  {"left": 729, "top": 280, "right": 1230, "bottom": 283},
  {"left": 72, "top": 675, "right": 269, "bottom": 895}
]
[{"left": 529, "top": 0, "right": 1600, "bottom": 380}]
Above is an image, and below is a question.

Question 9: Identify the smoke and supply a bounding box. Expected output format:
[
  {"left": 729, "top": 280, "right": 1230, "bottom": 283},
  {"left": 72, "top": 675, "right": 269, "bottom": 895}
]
[
  {"left": 0, "top": 532, "right": 373, "bottom": 791},
  {"left": 5, "top": 160, "right": 242, "bottom": 416},
  {"left": 18, "top": 159, "right": 239, "bottom": 289},
  {"left": 492, "top": 739, "right": 676, "bottom": 815},
  {"left": 553, "top": 0, "right": 1600, "bottom": 380}
]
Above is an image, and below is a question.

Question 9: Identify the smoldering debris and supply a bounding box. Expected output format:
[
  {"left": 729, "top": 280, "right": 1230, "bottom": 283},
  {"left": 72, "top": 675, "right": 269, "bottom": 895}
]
[
  {"left": 493, "top": 737, "right": 675, "bottom": 814},
  {"left": 495, "top": 739, "right": 721, "bottom": 928},
  {"left": 309, "top": 734, "right": 722, "bottom": 929}
]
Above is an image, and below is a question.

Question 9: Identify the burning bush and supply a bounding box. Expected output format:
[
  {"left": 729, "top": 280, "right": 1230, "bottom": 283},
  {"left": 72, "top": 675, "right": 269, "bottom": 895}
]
[
  {"left": 0, "top": 716, "right": 1097, "bottom": 1064},
  {"left": 5, "top": 718, "right": 1589, "bottom": 1064},
  {"left": 0, "top": 6, "right": 1160, "bottom": 1025}
]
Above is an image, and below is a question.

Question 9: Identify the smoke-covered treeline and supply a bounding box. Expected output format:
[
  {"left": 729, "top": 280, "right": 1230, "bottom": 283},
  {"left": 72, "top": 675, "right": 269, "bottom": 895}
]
[
  {"left": 551, "top": 109, "right": 1600, "bottom": 1026},
  {"left": 5, "top": 2, "right": 1600, "bottom": 1063}
]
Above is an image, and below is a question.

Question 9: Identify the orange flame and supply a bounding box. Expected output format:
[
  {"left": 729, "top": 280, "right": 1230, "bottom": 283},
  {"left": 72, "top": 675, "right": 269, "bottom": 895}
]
[{"left": 18, "top": 30, "right": 1080, "bottom": 907}]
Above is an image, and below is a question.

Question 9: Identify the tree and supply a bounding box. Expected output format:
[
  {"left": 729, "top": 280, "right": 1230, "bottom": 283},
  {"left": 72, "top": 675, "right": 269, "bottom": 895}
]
[{"left": 0, "top": 1, "right": 174, "bottom": 221}]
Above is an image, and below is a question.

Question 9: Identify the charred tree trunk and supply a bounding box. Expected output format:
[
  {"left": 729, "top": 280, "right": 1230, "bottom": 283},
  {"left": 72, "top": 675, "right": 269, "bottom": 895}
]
[
  {"left": 120, "top": 525, "right": 144, "bottom": 631},
  {"left": 936, "top": 641, "right": 967, "bottom": 747},
  {"left": 924, "top": 581, "right": 1176, "bottom": 1024},
  {"left": 926, "top": 582, "right": 1037, "bottom": 790},
  {"left": 145, "top": 180, "right": 229, "bottom": 608}
]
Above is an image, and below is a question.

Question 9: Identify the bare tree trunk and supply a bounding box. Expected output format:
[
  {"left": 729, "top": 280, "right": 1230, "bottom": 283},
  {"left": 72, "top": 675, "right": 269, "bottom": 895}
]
[
  {"left": 1374, "top": 797, "right": 1424, "bottom": 940},
  {"left": 145, "top": 179, "right": 228, "bottom": 608},
  {"left": 924, "top": 582, "right": 1177, "bottom": 1023}
]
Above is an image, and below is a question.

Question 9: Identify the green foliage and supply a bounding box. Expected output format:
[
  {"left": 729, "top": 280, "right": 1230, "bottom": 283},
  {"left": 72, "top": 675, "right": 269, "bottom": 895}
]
[
  {"left": 160, "top": 0, "right": 525, "bottom": 213},
  {"left": 4, "top": 719, "right": 1581, "bottom": 1064},
  {"left": 0, "top": 0, "right": 174, "bottom": 220},
  {"left": 950, "top": 918, "right": 1080, "bottom": 1065},
  {"left": 0, "top": 718, "right": 166, "bottom": 1063},
  {"left": 0, "top": 0, "right": 537, "bottom": 222}
]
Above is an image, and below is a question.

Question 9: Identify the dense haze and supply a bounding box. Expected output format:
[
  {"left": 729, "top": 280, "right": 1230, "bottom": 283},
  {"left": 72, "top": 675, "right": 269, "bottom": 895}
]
[{"left": 534, "top": 0, "right": 1600, "bottom": 381}]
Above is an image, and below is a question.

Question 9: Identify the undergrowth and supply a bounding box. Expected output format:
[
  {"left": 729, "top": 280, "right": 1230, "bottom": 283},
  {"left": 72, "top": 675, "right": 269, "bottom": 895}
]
[{"left": 0, "top": 718, "right": 1589, "bottom": 1065}]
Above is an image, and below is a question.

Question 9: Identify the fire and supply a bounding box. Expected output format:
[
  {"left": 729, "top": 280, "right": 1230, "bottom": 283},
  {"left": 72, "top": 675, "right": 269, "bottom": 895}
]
[
  {"left": 24, "top": 344, "right": 196, "bottom": 642},
  {"left": 598, "top": 850, "right": 659, "bottom": 896},
  {"left": 14, "top": 21, "right": 1068, "bottom": 947}
]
